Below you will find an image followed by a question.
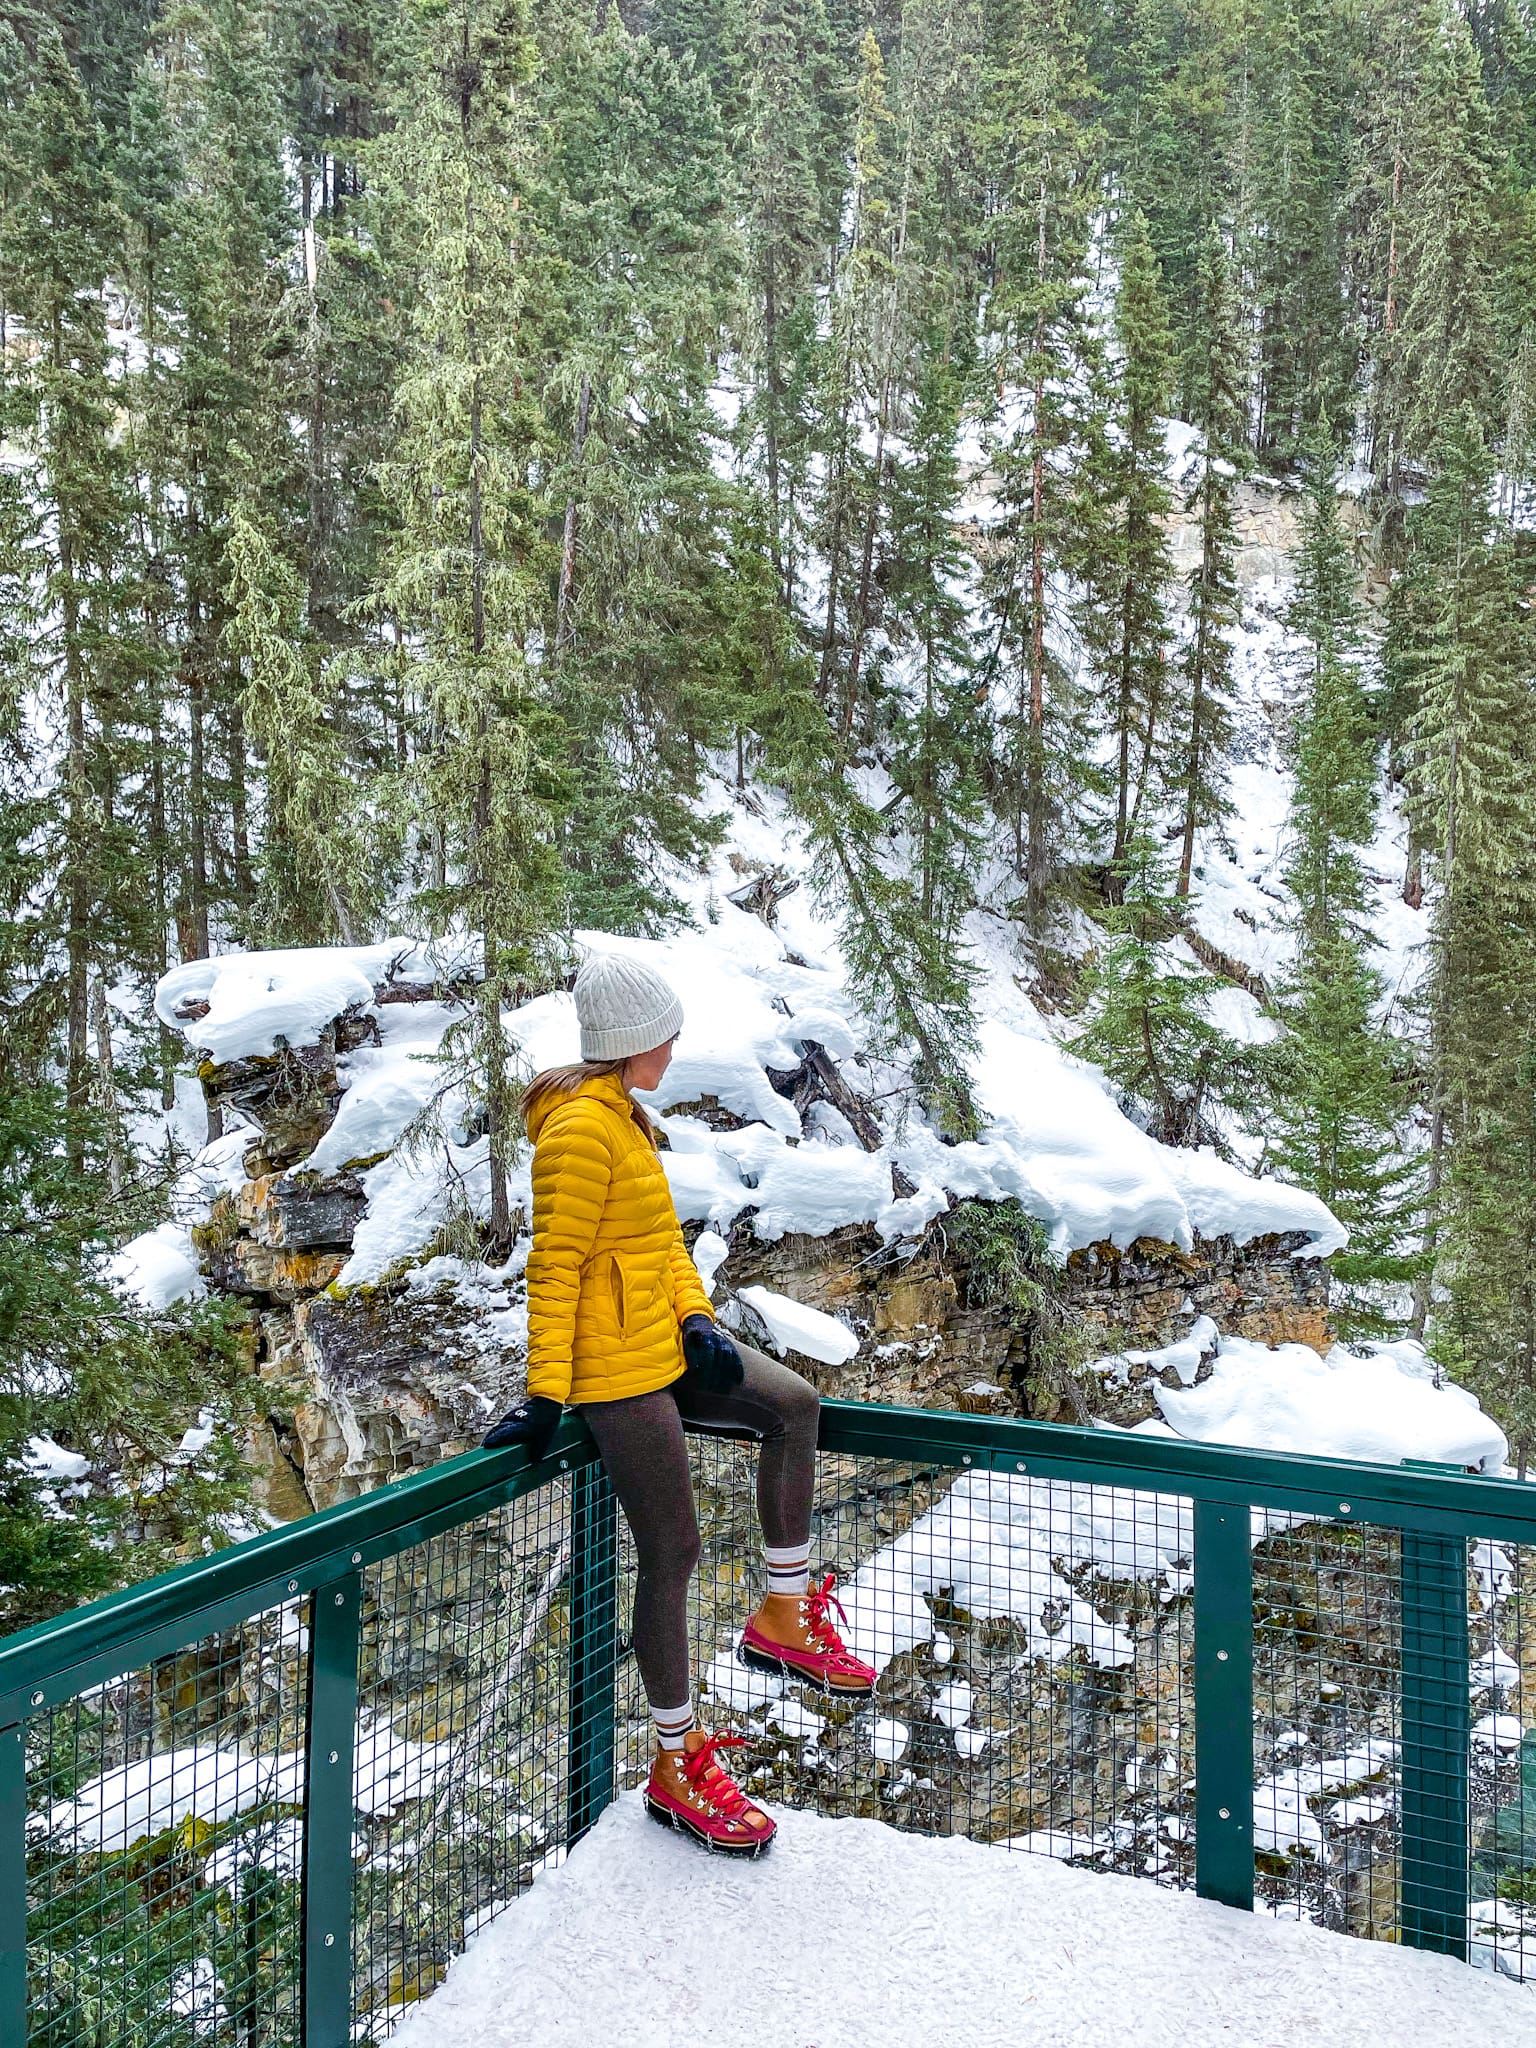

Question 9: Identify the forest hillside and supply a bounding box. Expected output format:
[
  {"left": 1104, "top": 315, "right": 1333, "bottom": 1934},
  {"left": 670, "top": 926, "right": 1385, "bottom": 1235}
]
[{"left": 7, "top": 0, "right": 1536, "bottom": 1615}]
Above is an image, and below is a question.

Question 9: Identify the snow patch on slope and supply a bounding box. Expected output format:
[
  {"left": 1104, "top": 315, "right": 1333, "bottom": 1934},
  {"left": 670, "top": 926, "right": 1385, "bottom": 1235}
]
[{"left": 1153, "top": 1334, "right": 1508, "bottom": 1473}]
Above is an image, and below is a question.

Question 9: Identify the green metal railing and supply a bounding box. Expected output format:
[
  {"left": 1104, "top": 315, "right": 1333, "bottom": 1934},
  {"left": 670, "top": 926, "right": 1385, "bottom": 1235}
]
[{"left": 4, "top": 1398, "right": 1535, "bottom": 2046}]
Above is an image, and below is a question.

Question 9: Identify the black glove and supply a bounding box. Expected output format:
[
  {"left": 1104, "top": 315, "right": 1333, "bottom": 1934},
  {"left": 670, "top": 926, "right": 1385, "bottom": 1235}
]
[
  {"left": 681, "top": 1314, "right": 743, "bottom": 1394},
  {"left": 483, "top": 1395, "right": 563, "bottom": 1458}
]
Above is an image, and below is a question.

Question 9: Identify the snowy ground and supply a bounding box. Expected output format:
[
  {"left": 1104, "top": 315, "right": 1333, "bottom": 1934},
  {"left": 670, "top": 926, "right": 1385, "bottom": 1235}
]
[{"left": 387, "top": 1796, "right": 1529, "bottom": 2048}]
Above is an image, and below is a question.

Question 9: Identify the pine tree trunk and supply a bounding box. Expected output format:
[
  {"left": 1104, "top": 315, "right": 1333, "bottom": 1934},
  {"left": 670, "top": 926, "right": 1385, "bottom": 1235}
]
[
  {"left": 1026, "top": 358, "right": 1048, "bottom": 908},
  {"left": 1178, "top": 667, "right": 1204, "bottom": 900},
  {"left": 228, "top": 691, "right": 253, "bottom": 929},
  {"left": 186, "top": 563, "right": 211, "bottom": 957},
  {"left": 817, "top": 297, "right": 859, "bottom": 711},
  {"left": 844, "top": 114, "right": 915, "bottom": 743},
  {"left": 1128, "top": 696, "right": 1160, "bottom": 837},
  {"left": 555, "top": 372, "right": 592, "bottom": 651},
  {"left": 842, "top": 459, "right": 883, "bottom": 740},
  {"left": 61, "top": 520, "right": 90, "bottom": 1173},
  {"left": 149, "top": 662, "right": 176, "bottom": 1109},
  {"left": 1402, "top": 830, "right": 1424, "bottom": 909},
  {"left": 394, "top": 621, "right": 409, "bottom": 771},
  {"left": 1114, "top": 566, "right": 1135, "bottom": 864},
  {"left": 818, "top": 431, "right": 849, "bottom": 710},
  {"left": 763, "top": 265, "right": 789, "bottom": 607},
  {"left": 1178, "top": 475, "right": 1217, "bottom": 898},
  {"left": 461, "top": 75, "right": 512, "bottom": 1255},
  {"left": 305, "top": 168, "right": 329, "bottom": 636},
  {"left": 1410, "top": 1098, "right": 1444, "bottom": 1339},
  {"left": 91, "top": 976, "right": 128, "bottom": 1199},
  {"left": 920, "top": 646, "right": 936, "bottom": 922}
]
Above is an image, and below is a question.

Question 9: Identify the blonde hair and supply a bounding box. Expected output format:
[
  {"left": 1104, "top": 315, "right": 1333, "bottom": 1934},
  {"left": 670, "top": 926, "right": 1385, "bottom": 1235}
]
[{"left": 521, "top": 1058, "right": 629, "bottom": 1136}]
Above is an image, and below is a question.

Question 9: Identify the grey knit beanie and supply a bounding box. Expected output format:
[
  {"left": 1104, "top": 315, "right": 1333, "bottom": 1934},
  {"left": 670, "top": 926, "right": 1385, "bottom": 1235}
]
[{"left": 574, "top": 953, "right": 684, "bottom": 1061}]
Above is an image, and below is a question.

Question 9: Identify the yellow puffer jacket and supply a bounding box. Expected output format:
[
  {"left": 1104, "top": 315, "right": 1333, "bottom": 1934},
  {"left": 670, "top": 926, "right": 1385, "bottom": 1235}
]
[{"left": 524, "top": 1071, "right": 714, "bottom": 1406}]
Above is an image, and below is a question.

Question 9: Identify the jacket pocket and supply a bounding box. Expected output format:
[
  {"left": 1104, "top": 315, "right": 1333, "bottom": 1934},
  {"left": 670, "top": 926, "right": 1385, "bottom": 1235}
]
[
  {"left": 611, "top": 1251, "right": 665, "bottom": 1338},
  {"left": 605, "top": 1252, "right": 628, "bottom": 1335}
]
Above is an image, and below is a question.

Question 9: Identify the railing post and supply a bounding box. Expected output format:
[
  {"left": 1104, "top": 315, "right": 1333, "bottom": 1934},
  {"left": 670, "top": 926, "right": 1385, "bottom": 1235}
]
[
  {"left": 1399, "top": 1531, "right": 1470, "bottom": 1957},
  {"left": 1, "top": 1720, "right": 25, "bottom": 2047},
  {"left": 303, "top": 1573, "right": 361, "bottom": 2048},
  {"left": 567, "top": 1465, "right": 617, "bottom": 1847},
  {"left": 1193, "top": 1499, "right": 1254, "bottom": 1911}
]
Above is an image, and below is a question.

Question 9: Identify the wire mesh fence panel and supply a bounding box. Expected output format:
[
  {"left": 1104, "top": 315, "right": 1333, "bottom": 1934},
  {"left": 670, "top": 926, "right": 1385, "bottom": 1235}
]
[
  {"left": 24, "top": 1604, "right": 309, "bottom": 2048},
  {"left": 14, "top": 1414, "right": 1536, "bottom": 2045},
  {"left": 607, "top": 1439, "right": 1198, "bottom": 1889},
  {"left": 352, "top": 1479, "right": 574, "bottom": 2040},
  {"left": 1469, "top": 1535, "right": 1536, "bottom": 1979},
  {"left": 1249, "top": 1514, "right": 1402, "bottom": 1939}
]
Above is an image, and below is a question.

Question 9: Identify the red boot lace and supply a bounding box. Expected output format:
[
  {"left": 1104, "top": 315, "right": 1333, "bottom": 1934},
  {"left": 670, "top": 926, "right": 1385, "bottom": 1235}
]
[
  {"left": 804, "top": 1572, "right": 854, "bottom": 1656},
  {"left": 681, "top": 1733, "right": 753, "bottom": 1819}
]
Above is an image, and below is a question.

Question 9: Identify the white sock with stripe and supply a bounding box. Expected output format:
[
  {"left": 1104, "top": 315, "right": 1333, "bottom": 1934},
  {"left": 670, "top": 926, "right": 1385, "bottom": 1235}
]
[
  {"left": 651, "top": 1700, "right": 695, "bottom": 1753},
  {"left": 764, "top": 1539, "right": 811, "bottom": 1598}
]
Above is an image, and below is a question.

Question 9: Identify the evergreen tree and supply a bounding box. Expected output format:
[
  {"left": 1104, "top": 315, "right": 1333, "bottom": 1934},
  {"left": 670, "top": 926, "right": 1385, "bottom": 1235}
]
[
  {"left": 375, "top": 0, "right": 566, "bottom": 1251},
  {"left": 539, "top": 15, "right": 746, "bottom": 929},
  {"left": 733, "top": 0, "right": 846, "bottom": 610},
  {"left": 1394, "top": 406, "right": 1536, "bottom": 1444},
  {"left": 0, "top": 22, "right": 131, "bottom": 1171},
  {"left": 1371, "top": 1, "right": 1501, "bottom": 494},
  {"left": 223, "top": 478, "right": 379, "bottom": 943},
  {"left": 885, "top": 335, "right": 987, "bottom": 939},
  {"left": 1270, "top": 424, "right": 1414, "bottom": 1322},
  {"left": 1098, "top": 0, "right": 1236, "bottom": 386},
  {"left": 980, "top": 0, "right": 1102, "bottom": 911},
  {"left": 162, "top": 0, "right": 294, "bottom": 954},
  {"left": 1106, "top": 208, "right": 1177, "bottom": 864},
  {"left": 1173, "top": 221, "right": 1245, "bottom": 897},
  {"left": 0, "top": 1075, "right": 251, "bottom": 1633},
  {"left": 1248, "top": 0, "right": 1354, "bottom": 465},
  {"left": 284, "top": 0, "right": 408, "bottom": 646},
  {"left": 1073, "top": 829, "right": 1260, "bottom": 1146},
  {"left": 789, "top": 748, "right": 983, "bottom": 1139},
  {"left": 813, "top": 26, "right": 899, "bottom": 735}
]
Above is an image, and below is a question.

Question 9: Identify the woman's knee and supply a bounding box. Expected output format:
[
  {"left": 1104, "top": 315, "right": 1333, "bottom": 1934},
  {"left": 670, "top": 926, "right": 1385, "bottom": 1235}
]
[
  {"left": 638, "top": 1516, "right": 701, "bottom": 1585},
  {"left": 780, "top": 1370, "right": 820, "bottom": 1443},
  {"left": 736, "top": 1344, "right": 820, "bottom": 1437}
]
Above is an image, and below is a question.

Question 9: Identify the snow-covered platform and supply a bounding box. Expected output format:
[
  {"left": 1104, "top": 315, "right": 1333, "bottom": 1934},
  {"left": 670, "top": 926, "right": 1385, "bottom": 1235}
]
[{"left": 391, "top": 1796, "right": 1527, "bottom": 2048}]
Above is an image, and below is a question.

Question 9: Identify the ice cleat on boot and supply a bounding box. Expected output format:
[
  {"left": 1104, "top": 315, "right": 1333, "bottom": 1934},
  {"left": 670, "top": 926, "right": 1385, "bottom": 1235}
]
[
  {"left": 738, "top": 1572, "right": 877, "bottom": 1698},
  {"left": 644, "top": 1731, "right": 776, "bottom": 1857}
]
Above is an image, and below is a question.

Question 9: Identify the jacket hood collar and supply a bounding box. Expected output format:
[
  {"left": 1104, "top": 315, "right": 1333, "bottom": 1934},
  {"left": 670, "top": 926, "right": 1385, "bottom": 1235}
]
[{"left": 527, "top": 1069, "right": 643, "bottom": 1144}]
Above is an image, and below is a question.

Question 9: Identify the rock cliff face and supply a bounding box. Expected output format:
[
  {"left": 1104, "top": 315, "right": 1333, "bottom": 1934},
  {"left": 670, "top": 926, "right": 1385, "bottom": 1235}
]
[{"left": 712, "top": 1216, "right": 1329, "bottom": 1423}]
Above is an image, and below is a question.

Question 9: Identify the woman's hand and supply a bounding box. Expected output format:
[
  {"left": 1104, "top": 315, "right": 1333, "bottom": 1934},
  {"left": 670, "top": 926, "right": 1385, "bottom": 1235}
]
[
  {"left": 681, "top": 1314, "right": 744, "bottom": 1394},
  {"left": 483, "top": 1395, "right": 563, "bottom": 1458}
]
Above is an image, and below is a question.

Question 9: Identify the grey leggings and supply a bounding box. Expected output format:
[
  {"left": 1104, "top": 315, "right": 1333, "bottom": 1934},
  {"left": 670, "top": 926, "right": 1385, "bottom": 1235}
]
[{"left": 579, "top": 1342, "right": 820, "bottom": 1711}]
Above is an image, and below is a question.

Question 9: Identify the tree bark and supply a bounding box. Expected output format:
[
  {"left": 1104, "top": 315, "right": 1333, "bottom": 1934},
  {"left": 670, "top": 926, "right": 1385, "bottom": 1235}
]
[
  {"left": 228, "top": 690, "right": 253, "bottom": 929},
  {"left": 555, "top": 371, "right": 592, "bottom": 652},
  {"left": 61, "top": 515, "right": 90, "bottom": 1172},
  {"left": 461, "top": 64, "right": 513, "bottom": 1254},
  {"left": 1114, "top": 568, "right": 1135, "bottom": 864},
  {"left": 763, "top": 264, "right": 789, "bottom": 606},
  {"left": 1026, "top": 355, "right": 1047, "bottom": 905},
  {"left": 1177, "top": 471, "right": 1217, "bottom": 899},
  {"left": 92, "top": 977, "right": 128, "bottom": 1199}
]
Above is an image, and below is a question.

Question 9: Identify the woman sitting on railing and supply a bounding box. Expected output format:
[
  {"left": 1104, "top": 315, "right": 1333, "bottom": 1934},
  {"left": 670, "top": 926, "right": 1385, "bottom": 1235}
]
[{"left": 482, "top": 953, "right": 875, "bottom": 1856}]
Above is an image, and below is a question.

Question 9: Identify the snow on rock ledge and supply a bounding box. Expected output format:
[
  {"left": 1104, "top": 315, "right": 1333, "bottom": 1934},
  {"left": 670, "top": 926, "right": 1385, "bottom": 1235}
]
[
  {"left": 155, "top": 938, "right": 472, "bottom": 1066},
  {"left": 736, "top": 1284, "right": 859, "bottom": 1365},
  {"left": 142, "top": 890, "right": 1344, "bottom": 1300}
]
